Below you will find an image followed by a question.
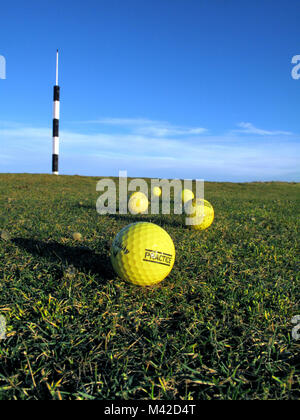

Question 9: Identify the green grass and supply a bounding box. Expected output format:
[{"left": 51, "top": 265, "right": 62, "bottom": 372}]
[{"left": 0, "top": 173, "right": 299, "bottom": 400}]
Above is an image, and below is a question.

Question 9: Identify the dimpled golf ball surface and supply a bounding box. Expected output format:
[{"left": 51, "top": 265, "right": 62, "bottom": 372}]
[
  {"left": 185, "top": 198, "right": 214, "bottom": 230},
  {"left": 111, "top": 222, "right": 175, "bottom": 286}
]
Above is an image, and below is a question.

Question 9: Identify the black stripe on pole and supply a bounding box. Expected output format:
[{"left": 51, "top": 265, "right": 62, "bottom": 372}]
[
  {"left": 53, "top": 119, "right": 59, "bottom": 137},
  {"left": 53, "top": 85, "right": 60, "bottom": 101},
  {"left": 52, "top": 154, "right": 58, "bottom": 173}
]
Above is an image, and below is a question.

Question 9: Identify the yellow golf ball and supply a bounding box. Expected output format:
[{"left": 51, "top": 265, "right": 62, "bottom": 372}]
[
  {"left": 181, "top": 189, "right": 194, "bottom": 203},
  {"left": 72, "top": 232, "right": 83, "bottom": 241},
  {"left": 129, "top": 191, "right": 144, "bottom": 199},
  {"left": 185, "top": 198, "right": 214, "bottom": 230},
  {"left": 111, "top": 222, "right": 175, "bottom": 286},
  {"left": 128, "top": 192, "right": 149, "bottom": 214},
  {"left": 152, "top": 186, "right": 162, "bottom": 197}
]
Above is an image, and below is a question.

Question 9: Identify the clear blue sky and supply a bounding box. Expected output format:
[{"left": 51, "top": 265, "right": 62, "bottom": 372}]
[{"left": 0, "top": 0, "right": 300, "bottom": 181}]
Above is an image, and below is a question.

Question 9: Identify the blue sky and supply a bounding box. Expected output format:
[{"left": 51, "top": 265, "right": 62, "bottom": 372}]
[{"left": 0, "top": 0, "right": 300, "bottom": 181}]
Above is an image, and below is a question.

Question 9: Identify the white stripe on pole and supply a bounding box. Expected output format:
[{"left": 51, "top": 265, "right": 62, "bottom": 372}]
[
  {"left": 53, "top": 137, "right": 59, "bottom": 155},
  {"left": 53, "top": 101, "right": 60, "bottom": 120}
]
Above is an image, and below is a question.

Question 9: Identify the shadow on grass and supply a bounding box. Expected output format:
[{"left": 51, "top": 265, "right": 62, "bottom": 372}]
[
  {"left": 107, "top": 213, "right": 184, "bottom": 228},
  {"left": 73, "top": 203, "right": 95, "bottom": 210},
  {"left": 72, "top": 201, "right": 184, "bottom": 228},
  {"left": 13, "top": 238, "right": 113, "bottom": 283}
]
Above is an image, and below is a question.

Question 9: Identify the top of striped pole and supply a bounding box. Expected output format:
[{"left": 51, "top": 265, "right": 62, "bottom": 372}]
[
  {"left": 54, "top": 50, "right": 60, "bottom": 101},
  {"left": 56, "top": 49, "right": 59, "bottom": 86}
]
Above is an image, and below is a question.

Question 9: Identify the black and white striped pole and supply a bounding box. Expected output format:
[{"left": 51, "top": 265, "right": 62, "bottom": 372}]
[{"left": 52, "top": 49, "right": 60, "bottom": 175}]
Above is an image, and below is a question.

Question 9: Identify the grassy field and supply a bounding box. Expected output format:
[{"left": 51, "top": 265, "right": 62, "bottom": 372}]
[{"left": 0, "top": 173, "right": 299, "bottom": 400}]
